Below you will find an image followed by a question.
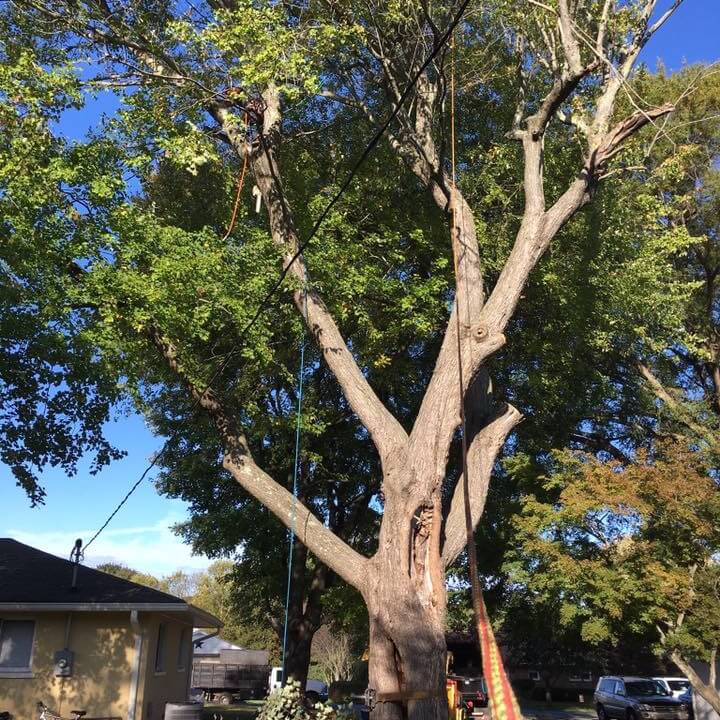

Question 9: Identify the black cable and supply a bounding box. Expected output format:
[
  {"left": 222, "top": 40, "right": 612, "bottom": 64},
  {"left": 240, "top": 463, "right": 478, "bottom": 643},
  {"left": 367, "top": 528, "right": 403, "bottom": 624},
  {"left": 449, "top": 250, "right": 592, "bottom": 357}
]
[
  {"left": 83, "top": 0, "right": 470, "bottom": 550},
  {"left": 243, "top": 0, "right": 472, "bottom": 336}
]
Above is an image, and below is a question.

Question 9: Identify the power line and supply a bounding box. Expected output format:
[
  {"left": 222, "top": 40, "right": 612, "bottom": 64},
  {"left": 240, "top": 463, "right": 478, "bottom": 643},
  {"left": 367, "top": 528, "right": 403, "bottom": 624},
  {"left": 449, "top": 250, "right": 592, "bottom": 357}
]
[
  {"left": 242, "top": 0, "right": 472, "bottom": 338},
  {"left": 83, "top": 0, "right": 471, "bottom": 551},
  {"left": 84, "top": 454, "right": 164, "bottom": 550}
]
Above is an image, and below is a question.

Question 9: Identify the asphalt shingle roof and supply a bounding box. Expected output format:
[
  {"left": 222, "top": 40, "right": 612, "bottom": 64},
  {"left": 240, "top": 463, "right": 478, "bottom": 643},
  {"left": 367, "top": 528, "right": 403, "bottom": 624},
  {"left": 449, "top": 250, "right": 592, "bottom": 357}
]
[
  {"left": 0, "top": 538, "right": 186, "bottom": 606},
  {"left": 191, "top": 630, "right": 243, "bottom": 655}
]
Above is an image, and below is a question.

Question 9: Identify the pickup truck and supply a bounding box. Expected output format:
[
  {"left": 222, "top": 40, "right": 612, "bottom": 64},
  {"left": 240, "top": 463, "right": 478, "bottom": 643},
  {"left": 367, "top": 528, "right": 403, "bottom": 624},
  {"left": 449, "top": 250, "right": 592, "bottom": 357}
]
[
  {"left": 268, "top": 667, "right": 329, "bottom": 702},
  {"left": 191, "top": 655, "right": 329, "bottom": 705}
]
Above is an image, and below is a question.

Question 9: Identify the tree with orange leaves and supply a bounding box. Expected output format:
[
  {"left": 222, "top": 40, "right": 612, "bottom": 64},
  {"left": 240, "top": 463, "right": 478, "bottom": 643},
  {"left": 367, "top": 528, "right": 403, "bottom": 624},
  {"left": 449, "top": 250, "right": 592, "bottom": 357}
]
[{"left": 509, "top": 442, "right": 720, "bottom": 713}]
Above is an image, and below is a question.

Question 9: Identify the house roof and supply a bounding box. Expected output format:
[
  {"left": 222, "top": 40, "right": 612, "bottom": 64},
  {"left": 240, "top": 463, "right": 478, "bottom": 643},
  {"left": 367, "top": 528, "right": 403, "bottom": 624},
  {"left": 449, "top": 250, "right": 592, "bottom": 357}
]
[
  {"left": 0, "top": 538, "right": 222, "bottom": 627},
  {"left": 192, "top": 630, "right": 243, "bottom": 655}
]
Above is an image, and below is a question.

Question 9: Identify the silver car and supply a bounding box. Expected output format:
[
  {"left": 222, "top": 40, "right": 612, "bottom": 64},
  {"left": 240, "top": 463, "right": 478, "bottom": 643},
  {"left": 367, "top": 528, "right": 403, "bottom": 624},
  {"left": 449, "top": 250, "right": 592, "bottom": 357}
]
[
  {"left": 653, "top": 679, "right": 691, "bottom": 699},
  {"left": 595, "top": 676, "right": 691, "bottom": 720}
]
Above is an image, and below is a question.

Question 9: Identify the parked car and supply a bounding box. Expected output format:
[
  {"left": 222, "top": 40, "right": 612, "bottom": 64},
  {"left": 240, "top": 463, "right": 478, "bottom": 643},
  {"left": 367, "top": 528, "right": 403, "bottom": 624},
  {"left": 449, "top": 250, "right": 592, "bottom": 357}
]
[
  {"left": 595, "top": 676, "right": 692, "bottom": 720},
  {"left": 653, "top": 679, "right": 691, "bottom": 699}
]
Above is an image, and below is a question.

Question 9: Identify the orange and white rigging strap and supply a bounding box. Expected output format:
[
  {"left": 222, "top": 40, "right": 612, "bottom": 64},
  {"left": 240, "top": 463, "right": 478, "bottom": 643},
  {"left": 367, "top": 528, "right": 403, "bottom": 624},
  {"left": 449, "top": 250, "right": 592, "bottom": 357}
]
[{"left": 449, "top": 31, "right": 523, "bottom": 720}]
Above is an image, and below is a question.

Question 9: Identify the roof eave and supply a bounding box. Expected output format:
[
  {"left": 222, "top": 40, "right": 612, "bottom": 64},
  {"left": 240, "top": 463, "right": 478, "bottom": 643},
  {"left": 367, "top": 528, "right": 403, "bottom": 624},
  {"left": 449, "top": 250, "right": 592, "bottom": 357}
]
[
  {"left": 187, "top": 603, "right": 224, "bottom": 629},
  {"left": 0, "top": 601, "right": 221, "bottom": 627}
]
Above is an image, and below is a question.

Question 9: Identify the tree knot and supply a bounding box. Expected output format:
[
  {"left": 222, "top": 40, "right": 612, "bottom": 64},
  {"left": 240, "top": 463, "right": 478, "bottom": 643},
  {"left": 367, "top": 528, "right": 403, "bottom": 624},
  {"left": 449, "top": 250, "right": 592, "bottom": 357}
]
[{"left": 472, "top": 324, "right": 489, "bottom": 342}]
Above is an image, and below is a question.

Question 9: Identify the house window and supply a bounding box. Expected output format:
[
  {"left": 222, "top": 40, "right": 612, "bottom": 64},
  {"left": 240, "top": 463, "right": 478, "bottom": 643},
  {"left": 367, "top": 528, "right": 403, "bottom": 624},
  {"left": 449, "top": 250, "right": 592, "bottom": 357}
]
[
  {"left": 570, "top": 671, "right": 593, "bottom": 683},
  {"left": 0, "top": 620, "right": 35, "bottom": 673},
  {"left": 154, "top": 623, "right": 166, "bottom": 673},
  {"left": 177, "top": 627, "right": 190, "bottom": 671},
  {"left": 529, "top": 670, "right": 541, "bottom": 681}
]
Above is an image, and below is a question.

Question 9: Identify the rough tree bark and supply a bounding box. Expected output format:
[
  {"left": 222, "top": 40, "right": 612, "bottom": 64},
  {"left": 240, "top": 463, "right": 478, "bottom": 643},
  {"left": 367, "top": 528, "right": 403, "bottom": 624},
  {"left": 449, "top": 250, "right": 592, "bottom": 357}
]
[{"left": 279, "top": 542, "right": 329, "bottom": 691}]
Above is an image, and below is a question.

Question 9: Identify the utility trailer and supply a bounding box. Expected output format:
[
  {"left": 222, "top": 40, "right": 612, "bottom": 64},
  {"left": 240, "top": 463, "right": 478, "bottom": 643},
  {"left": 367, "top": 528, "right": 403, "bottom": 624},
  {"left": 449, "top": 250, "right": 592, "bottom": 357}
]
[{"left": 191, "top": 648, "right": 270, "bottom": 704}]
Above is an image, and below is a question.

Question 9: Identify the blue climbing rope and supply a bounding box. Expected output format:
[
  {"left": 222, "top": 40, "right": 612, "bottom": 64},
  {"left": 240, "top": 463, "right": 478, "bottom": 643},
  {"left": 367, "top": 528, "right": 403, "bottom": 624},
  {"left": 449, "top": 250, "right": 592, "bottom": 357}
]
[{"left": 281, "top": 287, "right": 307, "bottom": 685}]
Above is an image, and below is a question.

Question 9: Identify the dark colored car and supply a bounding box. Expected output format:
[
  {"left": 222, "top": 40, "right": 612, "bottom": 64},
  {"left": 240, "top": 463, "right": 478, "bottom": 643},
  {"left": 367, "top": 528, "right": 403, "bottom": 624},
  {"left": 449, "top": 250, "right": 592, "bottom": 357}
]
[
  {"left": 678, "top": 689, "right": 694, "bottom": 720},
  {"left": 595, "top": 676, "right": 692, "bottom": 720}
]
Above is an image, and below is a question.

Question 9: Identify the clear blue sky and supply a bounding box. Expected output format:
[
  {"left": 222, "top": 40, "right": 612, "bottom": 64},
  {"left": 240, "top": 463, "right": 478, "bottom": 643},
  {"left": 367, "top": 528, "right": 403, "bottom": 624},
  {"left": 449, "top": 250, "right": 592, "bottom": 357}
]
[{"left": 3, "top": 0, "right": 719, "bottom": 575}]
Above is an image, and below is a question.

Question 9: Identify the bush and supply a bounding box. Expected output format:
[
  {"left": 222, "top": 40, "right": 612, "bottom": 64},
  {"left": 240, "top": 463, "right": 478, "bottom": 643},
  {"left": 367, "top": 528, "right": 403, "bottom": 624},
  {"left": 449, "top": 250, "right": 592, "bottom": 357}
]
[{"left": 257, "top": 681, "right": 337, "bottom": 720}]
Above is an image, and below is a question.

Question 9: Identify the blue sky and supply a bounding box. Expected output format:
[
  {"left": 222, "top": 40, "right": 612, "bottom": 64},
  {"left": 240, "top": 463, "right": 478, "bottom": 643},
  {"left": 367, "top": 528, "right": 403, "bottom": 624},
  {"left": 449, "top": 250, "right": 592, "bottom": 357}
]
[
  {"left": 3, "top": 413, "right": 209, "bottom": 575},
  {"left": 3, "top": 0, "right": 720, "bottom": 576}
]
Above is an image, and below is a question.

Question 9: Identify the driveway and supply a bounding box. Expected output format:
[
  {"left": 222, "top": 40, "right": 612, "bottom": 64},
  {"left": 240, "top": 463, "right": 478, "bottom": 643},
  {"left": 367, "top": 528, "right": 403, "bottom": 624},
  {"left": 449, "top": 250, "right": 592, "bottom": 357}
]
[
  {"left": 201, "top": 703, "right": 259, "bottom": 720},
  {"left": 522, "top": 703, "right": 598, "bottom": 720}
]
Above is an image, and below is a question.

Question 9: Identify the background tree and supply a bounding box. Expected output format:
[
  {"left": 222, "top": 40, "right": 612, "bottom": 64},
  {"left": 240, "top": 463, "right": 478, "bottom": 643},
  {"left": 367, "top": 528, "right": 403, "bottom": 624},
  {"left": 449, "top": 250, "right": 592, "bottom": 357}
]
[
  {"left": 95, "top": 562, "right": 167, "bottom": 591},
  {"left": 98, "top": 560, "right": 280, "bottom": 656},
  {"left": 150, "top": 138, "right": 440, "bottom": 684},
  {"left": 311, "top": 627, "right": 355, "bottom": 686},
  {"left": 507, "top": 442, "right": 720, "bottom": 712},
  {"left": 457, "top": 64, "right": 720, "bottom": 706}
]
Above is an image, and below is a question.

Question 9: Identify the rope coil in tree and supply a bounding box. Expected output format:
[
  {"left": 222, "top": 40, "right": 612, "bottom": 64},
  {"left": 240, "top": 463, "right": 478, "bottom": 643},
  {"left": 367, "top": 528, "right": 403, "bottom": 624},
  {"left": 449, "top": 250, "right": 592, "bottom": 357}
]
[{"left": 221, "top": 111, "right": 250, "bottom": 242}]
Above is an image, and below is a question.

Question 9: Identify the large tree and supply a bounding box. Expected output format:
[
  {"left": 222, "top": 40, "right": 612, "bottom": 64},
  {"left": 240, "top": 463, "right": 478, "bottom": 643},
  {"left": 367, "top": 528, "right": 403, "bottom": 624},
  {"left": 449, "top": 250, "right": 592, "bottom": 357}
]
[{"left": 1, "top": 2, "right": 690, "bottom": 718}]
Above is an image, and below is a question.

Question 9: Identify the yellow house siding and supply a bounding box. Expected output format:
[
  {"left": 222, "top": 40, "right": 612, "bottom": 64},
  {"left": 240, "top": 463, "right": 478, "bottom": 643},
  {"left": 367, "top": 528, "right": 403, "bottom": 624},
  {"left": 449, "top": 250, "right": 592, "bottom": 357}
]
[
  {"left": 0, "top": 611, "right": 133, "bottom": 719},
  {"left": 136, "top": 615, "right": 193, "bottom": 720},
  {"left": 0, "top": 611, "right": 193, "bottom": 720}
]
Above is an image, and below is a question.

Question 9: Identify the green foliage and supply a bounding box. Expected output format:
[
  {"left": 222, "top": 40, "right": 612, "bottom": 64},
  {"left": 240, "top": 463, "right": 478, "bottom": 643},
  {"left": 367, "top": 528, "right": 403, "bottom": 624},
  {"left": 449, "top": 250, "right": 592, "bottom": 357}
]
[
  {"left": 2, "top": 0, "right": 717, "bottom": 688},
  {"left": 507, "top": 442, "right": 720, "bottom": 662},
  {"left": 0, "top": 32, "right": 125, "bottom": 502},
  {"left": 258, "top": 681, "right": 336, "bottom": 720}
]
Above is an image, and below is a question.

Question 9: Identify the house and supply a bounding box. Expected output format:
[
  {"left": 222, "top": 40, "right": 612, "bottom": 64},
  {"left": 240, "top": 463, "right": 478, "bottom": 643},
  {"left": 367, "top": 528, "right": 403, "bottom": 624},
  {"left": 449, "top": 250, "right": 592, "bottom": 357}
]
[{"left": 0, "top": 538, "right": 221, "bottom": 720}]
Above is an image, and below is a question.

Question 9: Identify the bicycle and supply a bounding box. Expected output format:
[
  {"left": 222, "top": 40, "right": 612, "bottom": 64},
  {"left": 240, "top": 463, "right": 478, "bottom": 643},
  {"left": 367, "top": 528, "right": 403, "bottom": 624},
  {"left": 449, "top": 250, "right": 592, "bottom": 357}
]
[
  {"left": 37, "top": 702, "right": 122, "bottom": 720},
  {"left": 37, "top": 702, "right": 87, "bottom": 720}
]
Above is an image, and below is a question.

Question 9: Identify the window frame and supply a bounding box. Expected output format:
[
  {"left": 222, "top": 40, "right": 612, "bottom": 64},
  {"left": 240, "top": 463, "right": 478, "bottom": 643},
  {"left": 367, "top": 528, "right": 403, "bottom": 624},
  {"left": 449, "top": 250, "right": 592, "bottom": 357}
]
[
  {"left": 0, "top": 618, "right": 36, "bottom": 677},
  {"left": 154, "top": 623, "right": 167, "bottom": 675},
  {"left": 529, "top": 670, "right": 541, "bottom": 681},
  {"left": 177, "top": 626, "right": 190, "bottom": 672}
]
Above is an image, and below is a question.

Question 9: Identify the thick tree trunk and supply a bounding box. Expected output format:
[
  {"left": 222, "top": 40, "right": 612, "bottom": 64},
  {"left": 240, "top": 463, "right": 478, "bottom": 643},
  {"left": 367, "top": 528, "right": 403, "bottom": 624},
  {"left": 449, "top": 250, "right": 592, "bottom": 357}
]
[
  {"left": 279, "top": 539, "right": 328, "bottom": 693},
  {"left": 366, "top": 589, "right": 448, "bottom": 720},
  {"left": 284, "top": 621, "right": 313, "bottom": 691},
  {"left": 364, "top": 492, "right": 448, "bottom": 720}
]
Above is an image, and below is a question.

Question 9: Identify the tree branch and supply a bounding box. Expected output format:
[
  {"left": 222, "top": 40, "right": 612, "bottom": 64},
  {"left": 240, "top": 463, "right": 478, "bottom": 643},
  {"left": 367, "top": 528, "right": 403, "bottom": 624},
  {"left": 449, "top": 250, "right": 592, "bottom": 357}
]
[
  {"left": 637, "top": 362, "right": 716, "bottom": 443},
  {"left": 670, "top": 652, "right": 720, "bottom": 716},
  {"left": 236, "top": 88, "right": 409, "bottom": 468},
  {"left": 442, "top": 402, "right": 522, "bottom": 566},
  {"left": 147, "top": 327, "right": 369, "bottom": 590},
  {"left": 557, "top": 0, "right": 583, "bottom": 75},
  {"left": 594, "top": 103, "right": 675, "bottom": 167},
  {"left": 646, "top": 1, "right": 683, "bottom": 42},
  {"left": 710, "top": 646, "right": 717, "bottom": 690}
]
